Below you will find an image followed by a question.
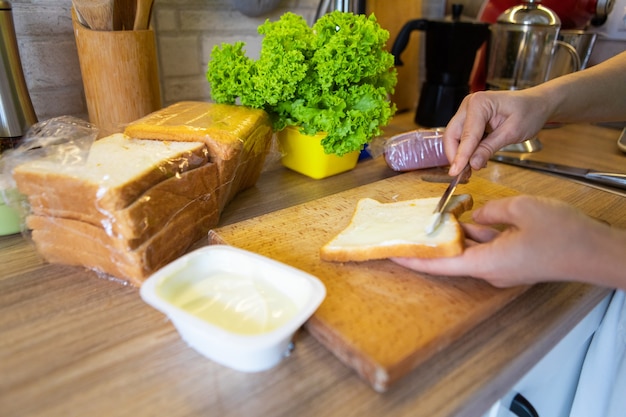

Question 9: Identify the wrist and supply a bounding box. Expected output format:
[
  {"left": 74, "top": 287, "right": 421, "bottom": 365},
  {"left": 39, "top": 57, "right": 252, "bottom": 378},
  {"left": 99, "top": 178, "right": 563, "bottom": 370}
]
[
  {"left": 576, "top": 224, "right": 626, "bottom": 290},
  {"left": 528, "top": 80, "right": 567, "bottom": 123}
]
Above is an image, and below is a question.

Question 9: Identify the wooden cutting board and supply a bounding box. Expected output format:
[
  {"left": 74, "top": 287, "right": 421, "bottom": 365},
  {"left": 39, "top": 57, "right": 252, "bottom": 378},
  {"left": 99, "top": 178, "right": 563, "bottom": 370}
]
[{"left": 208, "top": 171, "right": 528, "bottom": 391}]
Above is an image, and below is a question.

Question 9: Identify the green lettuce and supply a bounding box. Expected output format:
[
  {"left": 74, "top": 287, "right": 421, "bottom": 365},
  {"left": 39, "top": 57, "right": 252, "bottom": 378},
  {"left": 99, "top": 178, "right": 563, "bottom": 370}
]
[{"left": 207, "top": 11, "right": 397, "bottom": 156}]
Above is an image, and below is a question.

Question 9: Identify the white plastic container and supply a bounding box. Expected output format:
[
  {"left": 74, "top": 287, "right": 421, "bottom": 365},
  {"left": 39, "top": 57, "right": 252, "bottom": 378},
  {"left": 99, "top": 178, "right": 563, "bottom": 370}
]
[{"left": 140, "top": 245, "right": 326, "bottom": 372}]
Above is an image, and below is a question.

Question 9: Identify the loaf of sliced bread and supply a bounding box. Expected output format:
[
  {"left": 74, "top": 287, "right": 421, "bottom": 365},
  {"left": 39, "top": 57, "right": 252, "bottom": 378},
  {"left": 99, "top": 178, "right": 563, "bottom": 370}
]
[
  {"left": 124, "top": 101, "right": 274, "bottom": 210},
  {"left": 320, "top": 194, "right": 473, "bottom": 262},
  {"left": 13, "top": 103, "right": 273, "bottom": 285},
  {"left": 27, "top": 161, "right": 219, "bottom": 244},
  {"left": 12, "top": 133, "right": 217, "bottom": 284},
  {"left": 13, "top": 133, "right": 209, "bottom": 213}
]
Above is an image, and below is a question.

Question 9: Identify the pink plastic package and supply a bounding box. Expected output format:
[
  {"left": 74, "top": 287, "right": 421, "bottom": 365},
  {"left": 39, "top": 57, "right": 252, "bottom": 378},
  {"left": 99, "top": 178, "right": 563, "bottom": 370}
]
[{"left": 383, "top": 129, "right": 449, "bottom": 172}]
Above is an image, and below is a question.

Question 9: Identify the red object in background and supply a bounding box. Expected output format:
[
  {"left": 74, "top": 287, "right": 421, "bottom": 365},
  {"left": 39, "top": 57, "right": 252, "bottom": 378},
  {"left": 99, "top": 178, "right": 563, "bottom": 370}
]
[{"left": 470, "top": 0, "right": 613, "bottom": 91}]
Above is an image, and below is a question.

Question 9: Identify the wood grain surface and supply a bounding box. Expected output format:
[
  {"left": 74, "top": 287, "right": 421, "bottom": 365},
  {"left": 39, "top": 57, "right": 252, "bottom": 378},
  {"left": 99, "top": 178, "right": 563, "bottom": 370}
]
[{"left": 1, "top": 119, "right": 624, "bottom": 417}]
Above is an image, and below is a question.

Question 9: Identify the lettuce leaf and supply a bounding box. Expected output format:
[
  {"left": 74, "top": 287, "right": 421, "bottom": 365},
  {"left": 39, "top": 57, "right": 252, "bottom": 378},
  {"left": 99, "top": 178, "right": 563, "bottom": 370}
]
[{"left": 207, "top": 11, "right": 397, "bottom": 156}]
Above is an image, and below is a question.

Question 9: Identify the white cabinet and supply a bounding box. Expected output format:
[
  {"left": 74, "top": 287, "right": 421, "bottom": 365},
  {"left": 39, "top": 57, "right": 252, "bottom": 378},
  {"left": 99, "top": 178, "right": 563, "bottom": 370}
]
[{"left": 483, "top": 294, "right": 612, "bottom": 417}]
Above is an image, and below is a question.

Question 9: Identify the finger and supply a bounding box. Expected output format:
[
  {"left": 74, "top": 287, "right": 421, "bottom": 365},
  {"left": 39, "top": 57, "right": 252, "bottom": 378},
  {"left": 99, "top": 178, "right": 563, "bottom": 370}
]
[
  {"left": 461, "top": 222, "right": 501, "bottom": 243},
  {"left": 442, "top": 112, "right": 466, "bottom": 174},
  {"left": 447, "top": 95, "right": 496, "bottom": 175},
  {"left": 469, "top": 140, "right": 496, "bottom": 170},
  {"left": 390, "top": 255, "right": 473, "bottom": 277},
  {"left": 391, "top": 241, "right": 504, "bottom": 280},
  {"left": 449, "top": 124, "right": 488, "bottom": 175},
  {"left": 469, "top": 124, "right": 525, "bottom": 170},
  {"left": 454, "top": 133, "right": 485, "bottom": 173},
  {"left": 472, "top": 195, "right": 535, "bottom": 225}
]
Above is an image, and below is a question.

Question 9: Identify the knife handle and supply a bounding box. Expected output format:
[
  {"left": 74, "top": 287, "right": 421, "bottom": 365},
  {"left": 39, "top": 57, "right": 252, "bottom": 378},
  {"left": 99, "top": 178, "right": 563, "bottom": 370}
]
[{"left": 585, "top": 172, "right": 626, "bottom": 190}]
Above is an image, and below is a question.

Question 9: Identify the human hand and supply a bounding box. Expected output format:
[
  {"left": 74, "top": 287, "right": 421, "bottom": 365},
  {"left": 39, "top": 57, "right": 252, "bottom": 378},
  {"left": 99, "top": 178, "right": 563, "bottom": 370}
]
[
  {"left": 443, "top": 90, "right": 551, "bottom": 176},
  {"left": 391, "top": 195, "right": 626, "bottom": 289}
]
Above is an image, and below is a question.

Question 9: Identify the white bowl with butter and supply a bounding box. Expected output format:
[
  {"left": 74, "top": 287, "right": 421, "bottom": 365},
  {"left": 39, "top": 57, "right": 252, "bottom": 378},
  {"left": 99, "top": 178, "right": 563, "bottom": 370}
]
[{"left": 140, "top": 245, "right": 326, "bottom": 372}]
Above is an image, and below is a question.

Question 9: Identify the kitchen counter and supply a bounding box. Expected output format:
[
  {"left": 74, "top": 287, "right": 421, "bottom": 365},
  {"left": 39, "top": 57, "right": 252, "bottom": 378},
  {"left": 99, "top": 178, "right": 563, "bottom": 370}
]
[{"left": 1, "top": 113, "right": 624, "bottom": 417}]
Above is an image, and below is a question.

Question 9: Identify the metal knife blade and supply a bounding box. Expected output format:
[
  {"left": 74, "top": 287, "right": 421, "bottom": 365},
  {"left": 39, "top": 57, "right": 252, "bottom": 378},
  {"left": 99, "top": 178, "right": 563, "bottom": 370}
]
[
  {"left": 425, "top": 164, "right": 470, "bottom": 235},
  {"left": 491, "top": 154, "right": 626, "bottom": 190}
]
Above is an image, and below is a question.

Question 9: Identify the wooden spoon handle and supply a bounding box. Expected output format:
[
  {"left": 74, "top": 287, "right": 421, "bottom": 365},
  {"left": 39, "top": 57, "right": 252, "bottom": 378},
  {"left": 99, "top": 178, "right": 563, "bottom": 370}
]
[
  {"left": 73, "top": 0, "right": 114, "bottom": 31},
  {"left": 113, "top": 0, "right": 136, "bottom": 30},
  {"left": 133, "top": 0, "right": 154, "bottom": 31}
]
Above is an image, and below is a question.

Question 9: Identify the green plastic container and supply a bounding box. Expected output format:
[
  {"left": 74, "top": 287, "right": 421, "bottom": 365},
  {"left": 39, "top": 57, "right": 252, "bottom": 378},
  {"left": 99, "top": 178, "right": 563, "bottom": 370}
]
[{"left": 0, "top": 191, "right": 22, "bottom": 236}]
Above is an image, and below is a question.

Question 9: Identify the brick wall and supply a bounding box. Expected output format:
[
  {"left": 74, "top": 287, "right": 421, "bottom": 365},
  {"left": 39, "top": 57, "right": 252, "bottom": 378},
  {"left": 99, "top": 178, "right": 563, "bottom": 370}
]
[
  {"left": 9, "top": 0, "right": 624, "bottom": 126},
  {"left": 9, "top": 1, "right": 84, "bottom": 121},
  {"left": 154, "top": 0, "right": 320, "bottom": 105},
  {"left": 8, "top": 0, "right": 319, "bottom": 123}
]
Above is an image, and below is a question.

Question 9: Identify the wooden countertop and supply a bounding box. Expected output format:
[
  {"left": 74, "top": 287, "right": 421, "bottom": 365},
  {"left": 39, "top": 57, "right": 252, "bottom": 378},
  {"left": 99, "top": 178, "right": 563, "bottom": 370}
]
[{"left": 1, "top": 112, "right": 624, "bottom": 417}]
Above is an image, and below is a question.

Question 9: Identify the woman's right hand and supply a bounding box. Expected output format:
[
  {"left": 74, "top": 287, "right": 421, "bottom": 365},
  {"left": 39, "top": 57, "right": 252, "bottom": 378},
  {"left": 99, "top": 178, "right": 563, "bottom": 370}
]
[
  {"left": 443, "top": 89, "right": 551, "bottom": 176},
  {"left": 443, "top": 51, "right": 626, "bottom": 177}
]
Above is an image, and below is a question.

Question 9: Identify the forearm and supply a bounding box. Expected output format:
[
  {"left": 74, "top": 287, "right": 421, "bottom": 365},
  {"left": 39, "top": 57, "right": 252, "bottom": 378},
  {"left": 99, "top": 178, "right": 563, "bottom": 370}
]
[
  {"left": 576, "top": 226, "right": 626, "bottom": 291},
  {"left": 536, "top": 51, "right": 626, "bottom": 124}
]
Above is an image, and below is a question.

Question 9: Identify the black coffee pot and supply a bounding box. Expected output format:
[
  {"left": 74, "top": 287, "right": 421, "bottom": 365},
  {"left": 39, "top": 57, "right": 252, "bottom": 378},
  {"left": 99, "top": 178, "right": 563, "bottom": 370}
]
[{"left": 391, "top": 5, "right": 490, "bottom": 127}]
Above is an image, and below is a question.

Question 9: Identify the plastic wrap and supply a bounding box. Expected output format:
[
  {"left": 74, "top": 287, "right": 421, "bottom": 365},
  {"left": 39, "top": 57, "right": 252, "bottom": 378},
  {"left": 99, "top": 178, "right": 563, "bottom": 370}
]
[
  {"left": 0, "top": 116, "right": 98, "bottom": 236},
  {"left": 1, "top": 111, "right": 270, "bottom": 286},
  {"left": 369, "top": 128, "right": 450, "bottom": 172},
  {"left": 124, "top": 101, "right": 274, "bottom": 211}
]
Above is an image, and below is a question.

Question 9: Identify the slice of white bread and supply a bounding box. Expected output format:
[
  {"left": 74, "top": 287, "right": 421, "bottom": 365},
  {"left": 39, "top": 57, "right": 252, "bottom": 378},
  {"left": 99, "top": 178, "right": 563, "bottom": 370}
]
[
  {"left": 26, "top": 161, "right": 219, "bottom": 245},
  {"left": 12, "top": 133, "right": 209, "bottom": 214},
  {"left": 124, "top": 101, "right": 274, "bottom": 210},
  {"left": 320, "top": 194, "right": 473, "bottom": 262},
  {"left": 27, "top": 207, "right": 219, "bottom": 286}
]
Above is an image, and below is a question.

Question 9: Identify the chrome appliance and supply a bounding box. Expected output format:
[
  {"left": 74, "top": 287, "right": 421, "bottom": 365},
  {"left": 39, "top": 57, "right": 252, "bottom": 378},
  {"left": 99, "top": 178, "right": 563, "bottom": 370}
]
[{"left": 0, "top": 1, "right": 36, "bottom": 146}]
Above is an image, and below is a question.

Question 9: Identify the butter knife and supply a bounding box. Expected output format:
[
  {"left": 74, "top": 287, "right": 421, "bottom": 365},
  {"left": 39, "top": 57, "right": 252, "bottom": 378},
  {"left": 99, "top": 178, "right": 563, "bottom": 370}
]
[
  {"left": 425, "top": 164, "right": 471, "bottom": 235},
  {"left": 491, "top": 154, "right": 626, "bottom": 190}
]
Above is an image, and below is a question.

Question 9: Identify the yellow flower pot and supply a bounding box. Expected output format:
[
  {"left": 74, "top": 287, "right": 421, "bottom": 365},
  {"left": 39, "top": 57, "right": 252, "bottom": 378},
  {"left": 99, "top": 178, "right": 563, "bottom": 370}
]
[{"left": 277, "top": 127, "right": 360, "bottom": 180}]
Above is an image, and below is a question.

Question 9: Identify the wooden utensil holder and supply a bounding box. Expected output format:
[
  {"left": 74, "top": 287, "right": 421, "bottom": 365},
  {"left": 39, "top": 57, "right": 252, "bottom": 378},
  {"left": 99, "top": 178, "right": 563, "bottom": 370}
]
[{"left": 72, "top": 8, "right": 162, "bottom": 138}]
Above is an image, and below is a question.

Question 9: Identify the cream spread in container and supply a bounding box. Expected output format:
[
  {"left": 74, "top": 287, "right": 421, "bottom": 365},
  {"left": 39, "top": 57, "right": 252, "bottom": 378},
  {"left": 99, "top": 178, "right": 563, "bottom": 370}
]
[
  {"left": 164, "top": 271, "right": 300, "bottom": 335},
  {"left": 140, "top": 245, "right": 326, "bottom": 372}
]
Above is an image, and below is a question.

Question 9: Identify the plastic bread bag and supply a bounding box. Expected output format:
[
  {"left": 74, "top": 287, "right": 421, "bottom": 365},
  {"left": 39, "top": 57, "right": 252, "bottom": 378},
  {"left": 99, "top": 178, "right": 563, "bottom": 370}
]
[
  {"left": 122, "top": 101, "right": 274, "bottom": 212},
  {"left": 4, "top": 105, "right": 272, "bottom": 285},
  {"left": 9, "top": 129, "right": 210, "bottom": 228},
  {"left": 0, "top": 116, "right": 98, "bottom": 234},
  {"left": 3, "top": 115, "right": 220, "bottom": 285},
  {"left": 367, "top": 128, "right": 450, "bottom": 172},
  {"left": 25, "top": 191, "right": 221, "bottom": 286}
]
